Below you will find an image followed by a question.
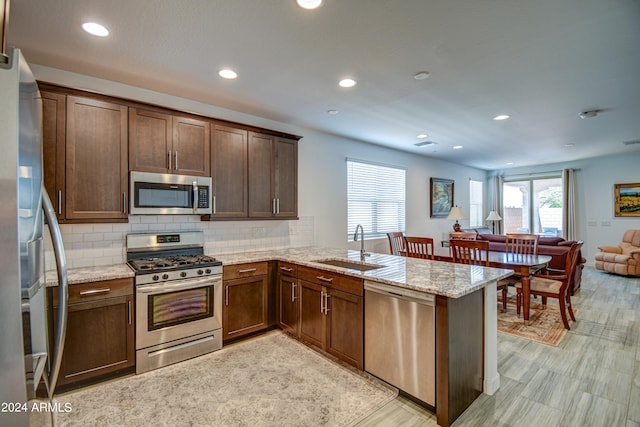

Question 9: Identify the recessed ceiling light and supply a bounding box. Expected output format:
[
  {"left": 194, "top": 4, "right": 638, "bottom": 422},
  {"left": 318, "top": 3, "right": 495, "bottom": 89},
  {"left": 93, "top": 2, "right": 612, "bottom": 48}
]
[
  {"left": 414, "top": 71, "right": 430, "bottom": 80},
  {"left": 296, "top": 0, "right": 322, "bottom": 9},
  {"left": 416, "top": 133, "right": 428, "bottom": 139},
  {"left": 564, "top": 143, "right": 576, "bottom": 147},
  {"left": 338, "top": 78, "right": 357, "bottom": 88},
  {"left": 453, "top": 145, "right": 463, "bottom": 150},
  {"left": 218, "top": 69, "right": 237, "bottom": 79},
  {"left": 82, "top": 22, "right": 109, "bottom": 37},
  {"left": 493, "top": 114, "right": 510, "bottom": 121},
  {"left": 505, "top": 162, "right": 514, "bottom": 166},
  {"left": 327, "top": 109, "right": 339, "bottom": 115}
]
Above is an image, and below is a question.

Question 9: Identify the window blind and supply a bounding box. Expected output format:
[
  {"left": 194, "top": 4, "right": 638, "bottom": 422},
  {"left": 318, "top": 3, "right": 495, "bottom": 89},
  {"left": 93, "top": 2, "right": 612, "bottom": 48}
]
[{"left": 347, "top": 159, "right": 406, "bottom": 240}]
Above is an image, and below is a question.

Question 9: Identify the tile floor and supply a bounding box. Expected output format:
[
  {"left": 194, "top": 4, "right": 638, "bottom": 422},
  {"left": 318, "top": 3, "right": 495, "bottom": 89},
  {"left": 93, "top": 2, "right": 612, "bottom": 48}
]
[{"left": 356, "top": 267, "right": 640, "bottom": 427}]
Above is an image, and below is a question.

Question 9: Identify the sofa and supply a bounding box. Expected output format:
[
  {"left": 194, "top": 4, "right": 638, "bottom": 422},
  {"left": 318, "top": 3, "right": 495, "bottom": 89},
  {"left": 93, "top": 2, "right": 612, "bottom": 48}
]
[
  {"left": 464, "top": 228, "right": 585, "bottom": 295},
  {"left": 594, "top": 229, "right": 640, "bottom": 276}
]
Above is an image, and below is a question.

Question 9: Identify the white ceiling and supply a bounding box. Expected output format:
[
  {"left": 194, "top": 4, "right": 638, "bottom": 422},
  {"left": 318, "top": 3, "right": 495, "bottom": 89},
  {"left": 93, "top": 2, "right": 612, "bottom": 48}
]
[{"left": 7, "top": 0, "right": 640, "bottom": 170}]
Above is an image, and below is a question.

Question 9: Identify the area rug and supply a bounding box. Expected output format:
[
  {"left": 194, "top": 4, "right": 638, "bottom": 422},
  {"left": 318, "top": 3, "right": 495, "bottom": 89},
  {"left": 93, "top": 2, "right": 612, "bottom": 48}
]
[
  {"left": 51, "top": 332, "right": 397, "bottom": 427},
  {"left": 497, "top": 296, "right": 574, "bottom": 346}
]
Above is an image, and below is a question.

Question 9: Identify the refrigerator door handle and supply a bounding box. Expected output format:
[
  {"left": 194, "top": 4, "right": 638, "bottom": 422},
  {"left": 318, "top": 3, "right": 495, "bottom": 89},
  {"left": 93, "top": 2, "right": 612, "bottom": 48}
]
[{"left": 42, "top": 187, "right": 68, "bottom": 398}]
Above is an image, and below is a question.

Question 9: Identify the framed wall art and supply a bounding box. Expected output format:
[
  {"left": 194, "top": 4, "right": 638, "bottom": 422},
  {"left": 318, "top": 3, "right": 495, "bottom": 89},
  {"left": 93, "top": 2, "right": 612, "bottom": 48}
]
[
  {"left": 430, "top": 177, "right": 454, "bottom": 218},
  {"left": 615, "top": 182, "right": 640, "bottom": 217}
]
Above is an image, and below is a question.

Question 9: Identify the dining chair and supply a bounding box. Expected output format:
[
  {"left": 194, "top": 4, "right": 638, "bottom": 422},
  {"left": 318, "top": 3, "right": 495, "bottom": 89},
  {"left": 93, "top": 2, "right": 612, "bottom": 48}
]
[
  {"left": 497, "top": 233, "right": 540, "bottom": 310},
  {"left": 450, "top": 239, "right": 489, "bottom": 266},
  {"left": 404, "top": 236, "right": 435, "bottom": 260},
  {"left": 515, "top": 240, "right": 584, "bottom": 330},
  {"left": 387, "top": 232, "right": 406, "bottom": 256}
]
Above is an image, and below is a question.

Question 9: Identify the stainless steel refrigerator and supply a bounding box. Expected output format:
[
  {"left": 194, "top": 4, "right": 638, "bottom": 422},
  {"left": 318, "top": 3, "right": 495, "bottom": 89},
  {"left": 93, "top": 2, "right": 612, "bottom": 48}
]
[{"left": 0, "top": 47, "right": 68, "bottom": 426}]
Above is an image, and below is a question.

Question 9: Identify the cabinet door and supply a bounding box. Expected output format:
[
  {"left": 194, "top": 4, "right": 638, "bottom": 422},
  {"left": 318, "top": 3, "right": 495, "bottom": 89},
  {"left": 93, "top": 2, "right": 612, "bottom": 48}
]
[
  {"left": 129, "top": 108, "right": 173, "bottom": 173},
  {"left": 298, "top": 280, "right": 324, "bottom": 348},
  {"left": 326, "top": 288, "right": 363, "bottom": 369},
  {"left": 65, "top": 96, "right": 128, "bottom": 220},
  {"left": 278, "top": 275, "right": 299, "bottom": 337},
  {"left": 41, "top": 91, "right": 66, "bottom": 220},
  {"left": 211, "top": 125, "right": 248, "bottom": 218},
  {"left": 173, "top": 116, "right": 210, "bottom": 176},
  {"left": 53, "top": 294, "right": 134, "bottom": 388},
  {"left": 248, "top": 132, "right": 274, "bottom": 217},
  {"left": 274, "top": 138, "right": 298, "bottom": 218},
  {"left": 223, "top": 275, "right": 268, "bottom": 341}
]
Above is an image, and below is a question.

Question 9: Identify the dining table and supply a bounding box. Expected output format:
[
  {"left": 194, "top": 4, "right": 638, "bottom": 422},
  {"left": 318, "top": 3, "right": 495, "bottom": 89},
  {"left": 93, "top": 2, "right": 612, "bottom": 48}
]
[{"left": 486, "top": 252, "right": 552, "bottom": 321}]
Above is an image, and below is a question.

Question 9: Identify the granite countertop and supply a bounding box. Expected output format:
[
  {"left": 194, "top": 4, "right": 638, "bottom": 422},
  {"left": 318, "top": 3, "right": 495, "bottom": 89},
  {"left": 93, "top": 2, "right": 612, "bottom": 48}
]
[{"left": 48, "top": 247, "right": 513, "bottom": 299}]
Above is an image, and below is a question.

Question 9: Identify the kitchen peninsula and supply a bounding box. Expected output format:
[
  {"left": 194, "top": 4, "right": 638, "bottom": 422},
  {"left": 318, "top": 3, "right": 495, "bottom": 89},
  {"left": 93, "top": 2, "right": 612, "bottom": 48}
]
[{"left": 47, "top": 247, "right": 512, "bottom": 427}]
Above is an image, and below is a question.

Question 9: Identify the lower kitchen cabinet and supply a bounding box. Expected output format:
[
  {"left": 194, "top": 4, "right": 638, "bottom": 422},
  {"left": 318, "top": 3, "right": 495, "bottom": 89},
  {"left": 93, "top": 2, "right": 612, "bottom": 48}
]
[
  {"left": 50, "top": 278, "right": 134, "bottom": 390},
  {"left": 298, "top": 266, "right": 363, "bottom": 369},
  {"left": 277, "top": 262, "right": 299, "bottom": 337},
  {"left": 222, "top": 262, "right": 269, "bottom": 342}
]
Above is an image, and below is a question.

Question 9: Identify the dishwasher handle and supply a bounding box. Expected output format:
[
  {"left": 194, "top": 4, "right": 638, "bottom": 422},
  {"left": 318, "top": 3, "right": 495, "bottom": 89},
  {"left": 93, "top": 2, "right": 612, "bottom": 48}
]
[{"left": 364, "top": 281, "right": 435, "bottom": 306}]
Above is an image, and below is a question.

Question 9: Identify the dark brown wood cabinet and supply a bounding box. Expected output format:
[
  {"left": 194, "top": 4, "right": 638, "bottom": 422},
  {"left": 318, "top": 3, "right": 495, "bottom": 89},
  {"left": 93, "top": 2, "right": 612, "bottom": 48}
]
[
  {"left": 222, "top": 262, "right": 269, "bottom": 342},
  {"left": 129, "top": 108, "right": 210, "bottom": 176},
  {"left": 277, "top": 262, "right": 299, "bottom": 337},
  {"left": 248, "top": 132, "right": 298, "bottom": 219},
  {"left": 50, "top": 278, "right": 134, "bottom": 390},
  {"left": 41, "top": 90, "right": 129, "bottom": 222},
  {"left": 211, "top": 125, "right": 248, "bottom": 218},
  {"left": 65, "top": 96, "right": 129, "bottom": 221},
  {"left": 297, "top": 266, "right": 363, "bottom": 369},
  {"left": 41, "top": 91, "right": 66, "bottom": 220}
]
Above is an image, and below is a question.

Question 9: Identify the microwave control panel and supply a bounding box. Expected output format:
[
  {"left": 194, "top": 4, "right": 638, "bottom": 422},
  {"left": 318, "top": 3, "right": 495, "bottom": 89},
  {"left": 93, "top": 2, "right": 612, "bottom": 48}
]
[{"left": 198, "top": 187, "right": 210, "bottom": 208}]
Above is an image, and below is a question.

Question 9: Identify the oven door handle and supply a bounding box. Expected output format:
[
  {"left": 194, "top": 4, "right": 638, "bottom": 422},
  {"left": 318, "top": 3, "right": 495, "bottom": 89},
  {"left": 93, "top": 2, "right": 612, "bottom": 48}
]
[{"left": 137, "top": 277, "right": 220, "bottom": 295}]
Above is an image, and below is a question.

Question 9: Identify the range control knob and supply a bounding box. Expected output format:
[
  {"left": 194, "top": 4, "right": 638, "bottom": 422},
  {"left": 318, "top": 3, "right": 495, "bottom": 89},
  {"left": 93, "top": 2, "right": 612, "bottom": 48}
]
[
  {"left": 205, "top": 268, "right": 212, "bottom": 274},
  {"left": 197, "top": 269, "right": 204, "bottom": 275},
  {"left": 153, "top": 275, "right": 159, "bottom": 282},
  {"left": 180, "top": 271, "right": 187, "bottom": 278},
  {"left": 162, "top": 274, "right": 169, "bottom": 280}
]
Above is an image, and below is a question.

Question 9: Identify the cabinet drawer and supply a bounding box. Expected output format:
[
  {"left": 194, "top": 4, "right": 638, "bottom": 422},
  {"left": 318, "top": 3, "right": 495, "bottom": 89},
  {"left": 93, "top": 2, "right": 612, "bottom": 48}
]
[
  {"left": 277, "top": 261, "right": 297, "bottom": 277},
  {"left": 52, "top": 278, "right": 133, "bottom": 306},
  {"left": 223, "top": 262, "right": 268, "bottom": 280},
  {"left": 298, "top": 266, "right": 363, "bottom": 297}
]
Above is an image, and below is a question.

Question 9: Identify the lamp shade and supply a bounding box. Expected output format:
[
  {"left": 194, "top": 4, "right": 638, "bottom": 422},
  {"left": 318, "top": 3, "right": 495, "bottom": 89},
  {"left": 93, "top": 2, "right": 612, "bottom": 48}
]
[
  {"left": 446, "top": 206, "right": 467, "bottom": 221},
  {"left": 486, "top": 210, "right": 502, "bottom": 221}
]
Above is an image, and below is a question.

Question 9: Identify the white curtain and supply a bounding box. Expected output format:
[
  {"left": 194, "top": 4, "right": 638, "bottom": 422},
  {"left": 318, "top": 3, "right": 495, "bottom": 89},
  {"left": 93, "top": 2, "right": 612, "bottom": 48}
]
[
  {"left": 488, "top": 175, "right": 504, "bottom": 234},
  {"left": 562, "top": 168, "right": 578, "bottom": 240}
]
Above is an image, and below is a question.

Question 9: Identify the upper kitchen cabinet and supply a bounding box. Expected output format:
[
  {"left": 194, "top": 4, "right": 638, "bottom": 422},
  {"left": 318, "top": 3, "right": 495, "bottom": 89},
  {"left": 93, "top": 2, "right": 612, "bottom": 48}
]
[
  {"left": 129, "top": 108, "right": 210, "bottom": 177},
  {"left": 210, "top": 125, "right": 248, "bottom": 218},
  {"left": 41, "top": 91, "right": 66, "bottom": 220},
  {"left": 248, "top": 132, "right": 298, "bottom": 219},
  {"left": 65, "top": 96, "right": 129, "bottom": 221}
]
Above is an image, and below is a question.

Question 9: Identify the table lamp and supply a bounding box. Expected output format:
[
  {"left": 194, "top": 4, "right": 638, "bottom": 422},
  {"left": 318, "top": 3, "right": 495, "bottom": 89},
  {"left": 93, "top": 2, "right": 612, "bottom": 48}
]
[
  {"left": 446, "top": 206, "right": 467, "bottom": 232},
  {"left": 486, "top": 210, "right": 502, "bottom": 234}
]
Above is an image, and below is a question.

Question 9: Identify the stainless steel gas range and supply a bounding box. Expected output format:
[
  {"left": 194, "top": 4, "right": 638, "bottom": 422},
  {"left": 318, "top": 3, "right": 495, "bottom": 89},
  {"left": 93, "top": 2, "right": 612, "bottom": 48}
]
[{"left": 126, "top": 231, "right": 222, "bottom": 374}]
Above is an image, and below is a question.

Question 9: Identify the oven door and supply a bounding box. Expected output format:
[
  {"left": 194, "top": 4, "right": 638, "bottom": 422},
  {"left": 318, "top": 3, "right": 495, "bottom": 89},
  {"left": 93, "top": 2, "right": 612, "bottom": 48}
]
[{"left": 136, "top": 276, "right": 222, "bottom": 350}]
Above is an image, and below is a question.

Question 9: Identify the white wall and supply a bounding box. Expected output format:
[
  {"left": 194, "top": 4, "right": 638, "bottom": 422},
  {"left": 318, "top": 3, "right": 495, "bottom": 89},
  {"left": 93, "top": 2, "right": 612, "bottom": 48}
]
[
  {"left": 34, "top": 65, "right": 486, "bottom": 267},
  {"left": 490, "top": 152, "right": 640, "bottom": 264}
]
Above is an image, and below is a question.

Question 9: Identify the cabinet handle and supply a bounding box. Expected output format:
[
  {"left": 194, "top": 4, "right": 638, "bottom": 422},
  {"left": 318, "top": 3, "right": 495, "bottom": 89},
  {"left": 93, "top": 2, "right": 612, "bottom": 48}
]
[
  {"left": 276, "top": 198, "right": 280, "bottom": 214},
  {"left": 213, "top": 195, "right": 216, "bottom": 214},
  {"left": 320, "top": 290, "right": 325, "bottom": 313},
  {"left": 291, "top": 282, "right": 296, "bottom": 302},
  {"left": 168, "top": 151, "right": 172, "bottom": 170},
  {"left": 272, "top": 198, "right": 276, "bottom": 215},
  {"left": 316, "top": 276, "right": 333, "bottom": 283},
  {"left": 128, "top": 301, "right": 132, "bottom": 325},
  {"left": 238, "top": 268, "right": 257, "bottom": 273},
  {"left": 79, "top": 288, "right": 111, "bottom": 296},
  {"left": 225, "top": 286, "right": 229, "bottom": 306},
  {"left": 123, "top": 192, "right": 127, "bottom": 214},
  {"left": 175, "top": 151, "right": 179, "bottom": 170},
  {"left": 280, "top": 266, "right": 293, "bottom": 272},
  {"left": 57, "top": 190, "right": 62, "bottom": 215},
  {"left": 324, "top": 293, "right": 331, "bottom": 314}
]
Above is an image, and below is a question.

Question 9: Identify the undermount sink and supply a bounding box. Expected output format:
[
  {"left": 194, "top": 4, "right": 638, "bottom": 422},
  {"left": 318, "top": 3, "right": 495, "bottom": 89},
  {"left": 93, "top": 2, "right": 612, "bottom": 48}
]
[{"left": 313, "top": 258, "right": 385, "bottom": 272}]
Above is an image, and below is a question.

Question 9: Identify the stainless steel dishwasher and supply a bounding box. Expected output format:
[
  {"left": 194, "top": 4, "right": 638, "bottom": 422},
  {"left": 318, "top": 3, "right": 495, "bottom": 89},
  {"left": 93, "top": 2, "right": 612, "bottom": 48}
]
[{"left": 364, "top": 280, "right": 435, "bottom": 406}]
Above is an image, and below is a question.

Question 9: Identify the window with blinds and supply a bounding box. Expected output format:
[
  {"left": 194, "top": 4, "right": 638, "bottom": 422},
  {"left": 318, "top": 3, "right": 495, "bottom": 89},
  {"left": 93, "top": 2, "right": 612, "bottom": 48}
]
[{"left": 346, "top": 159, "right": 406, "bottom": 240}]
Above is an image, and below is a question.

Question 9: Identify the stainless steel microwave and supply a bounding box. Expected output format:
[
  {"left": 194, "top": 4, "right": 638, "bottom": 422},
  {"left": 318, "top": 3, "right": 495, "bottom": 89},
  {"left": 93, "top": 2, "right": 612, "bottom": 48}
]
[{"left": 130, "top": 171, "right": 212, "bottom": 215}]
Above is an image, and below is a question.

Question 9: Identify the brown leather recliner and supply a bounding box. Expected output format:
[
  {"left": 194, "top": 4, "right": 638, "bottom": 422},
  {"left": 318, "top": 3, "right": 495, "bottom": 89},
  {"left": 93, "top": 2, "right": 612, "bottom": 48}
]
[{"left": 595, "top": 230, "right": 640, "bottom": 276}]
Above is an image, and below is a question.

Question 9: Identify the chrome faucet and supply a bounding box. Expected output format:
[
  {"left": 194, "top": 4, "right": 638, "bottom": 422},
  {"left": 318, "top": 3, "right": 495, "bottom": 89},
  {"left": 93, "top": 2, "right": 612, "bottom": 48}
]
[{"left": 353, "top": 224, "right": 369, "bottom": 260}]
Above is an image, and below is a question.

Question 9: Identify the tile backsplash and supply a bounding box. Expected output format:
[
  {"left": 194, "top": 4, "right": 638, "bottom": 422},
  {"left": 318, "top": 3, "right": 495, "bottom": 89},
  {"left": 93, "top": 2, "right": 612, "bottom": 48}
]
[{"left": 44, "top": 215, "right": 315, "bottom": 270}]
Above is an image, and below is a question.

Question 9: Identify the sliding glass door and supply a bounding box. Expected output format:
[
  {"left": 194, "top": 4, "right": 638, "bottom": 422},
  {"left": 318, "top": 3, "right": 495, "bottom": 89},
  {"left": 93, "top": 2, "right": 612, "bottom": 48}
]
[{"left": 503, "top": 177, "right": 563, "bottom": 236}]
